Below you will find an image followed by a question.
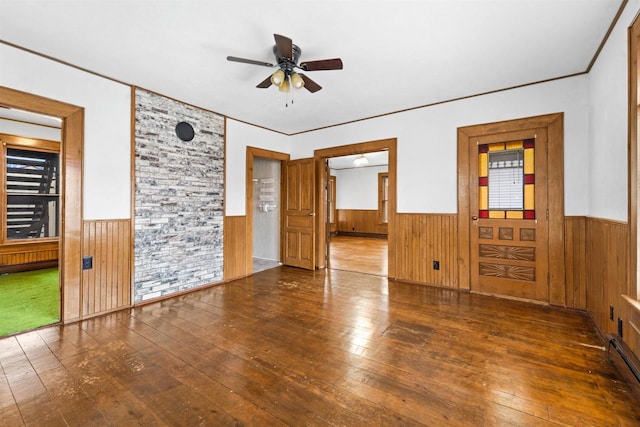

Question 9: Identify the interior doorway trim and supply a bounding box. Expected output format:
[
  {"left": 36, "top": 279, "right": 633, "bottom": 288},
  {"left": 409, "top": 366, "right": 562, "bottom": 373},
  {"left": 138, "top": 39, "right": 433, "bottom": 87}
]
[
  {"left": 245, "top": 146, "right": 290, "bottom": 273},
  {"left": 457, "top": 113, "right": 565, "bottom": 304},
  {"left": 628, "top": 15, "right": 640, "bottom": 299},
  {"left": 0, "top": 85, "right": 84, "bottom": 323},
  {"left": 314, "top": 138, "right": 397, "bottom": 277}
]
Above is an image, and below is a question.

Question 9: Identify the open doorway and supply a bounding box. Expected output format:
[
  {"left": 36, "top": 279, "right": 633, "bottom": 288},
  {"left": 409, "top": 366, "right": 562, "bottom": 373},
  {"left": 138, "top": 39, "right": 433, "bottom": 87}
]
[
  {"left": 252, "top": 157, "right": 282, "bottom": 273},
  {"left": 0, "top": 86, "right": 84, "bottom": 326},
  {"left": 314, "top": 138, "right": 397, "bottom": 277},
  {"left": 326, "top": 151, "right": 388, "bottom": 276},
  {"left": 0, "top": 107, "right": 61, "bottom": 336},
  {"left": 246, "top": 147, "right": 289, "bottom": 274}
]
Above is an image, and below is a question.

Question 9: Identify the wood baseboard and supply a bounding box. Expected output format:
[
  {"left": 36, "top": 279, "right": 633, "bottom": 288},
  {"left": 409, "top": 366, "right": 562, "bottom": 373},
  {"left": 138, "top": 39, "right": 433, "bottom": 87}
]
[
  {"left": 336, "top": 232, "right": 387, "bottom": 239},
  {"left": 0, "top": 260, "right": 58, "bottom": 274}
]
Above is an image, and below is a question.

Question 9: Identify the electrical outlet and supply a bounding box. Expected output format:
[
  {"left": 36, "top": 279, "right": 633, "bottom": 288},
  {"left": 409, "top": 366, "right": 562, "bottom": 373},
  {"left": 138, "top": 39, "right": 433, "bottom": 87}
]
[
  {"left": 82, "top": 256, "right": 93, "bottom": 270},
  {"left": 610, "top": 305, "right": 614, "bottom": 321},
  {"left": 618, "top": 318, "right": 624, "bottom": 338},
  {"left": 433, "top": 260, "right": 440, "bottom": 270}
]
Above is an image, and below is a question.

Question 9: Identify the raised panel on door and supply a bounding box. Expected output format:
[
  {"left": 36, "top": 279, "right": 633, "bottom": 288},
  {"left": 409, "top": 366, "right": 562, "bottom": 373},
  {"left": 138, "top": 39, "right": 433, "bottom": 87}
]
[
  {"left": 283, "top": 158, "right": 315, "bottom": 270},
  {"left": 286, "top": 162, "right": 299, "bottom": 211}
]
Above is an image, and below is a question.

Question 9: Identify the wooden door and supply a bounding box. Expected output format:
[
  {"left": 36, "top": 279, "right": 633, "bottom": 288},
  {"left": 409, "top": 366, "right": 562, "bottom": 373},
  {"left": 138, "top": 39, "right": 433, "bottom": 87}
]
[
  {"left": 283, "top": 158, "right": 315, "bottom": 270},
  {"left": 469, "top": 128, "right": 549, "bottom": 301}
]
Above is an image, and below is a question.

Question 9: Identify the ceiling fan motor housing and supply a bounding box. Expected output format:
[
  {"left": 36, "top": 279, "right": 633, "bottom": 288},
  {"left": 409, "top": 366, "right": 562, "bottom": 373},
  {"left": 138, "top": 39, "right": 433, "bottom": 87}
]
[{"left": 273, "top": 44, "right": 301, "bottom": 75}]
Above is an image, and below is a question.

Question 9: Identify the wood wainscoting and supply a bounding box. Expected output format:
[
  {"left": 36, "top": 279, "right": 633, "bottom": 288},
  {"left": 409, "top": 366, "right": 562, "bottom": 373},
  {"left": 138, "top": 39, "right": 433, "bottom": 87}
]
[
  {"left": 336, "top": 209, "right": 387, "bottom": 236},
  {"left": 224, "top": 215, "right": 248, "bottom": 281},
  {"left": 391, "top": 215, "right": 627, "bottom": 327},
  {"left": 584, "top": 217, "right": 629, "bottom": 335},
  {"left": 0, "top": 241, "right": 58, "bottom": 273},
  {"left": 394, "top": 214, "right": 458, "bottom": 288},
  {"left": 564, "top": 216, "right": 587, "bottom": 310},
  {"left": 82, "top": 219, "right": 131, "bottom": 317}
]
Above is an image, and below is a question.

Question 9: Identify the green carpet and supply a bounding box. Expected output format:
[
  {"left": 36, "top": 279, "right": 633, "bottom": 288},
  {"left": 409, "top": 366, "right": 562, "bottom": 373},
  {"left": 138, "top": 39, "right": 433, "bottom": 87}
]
[{"left": 0, "top": 268, "right": 59, "bottom": 336}]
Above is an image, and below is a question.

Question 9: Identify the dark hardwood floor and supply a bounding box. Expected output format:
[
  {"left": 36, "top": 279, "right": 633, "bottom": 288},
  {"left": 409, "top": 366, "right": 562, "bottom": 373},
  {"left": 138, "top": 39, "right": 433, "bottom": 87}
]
[
  {"left": 1, "top": 266, "right": 639, "bottom": 425},
  {"left": 329, "top": 235, "right": 387, "bottom": 276}
]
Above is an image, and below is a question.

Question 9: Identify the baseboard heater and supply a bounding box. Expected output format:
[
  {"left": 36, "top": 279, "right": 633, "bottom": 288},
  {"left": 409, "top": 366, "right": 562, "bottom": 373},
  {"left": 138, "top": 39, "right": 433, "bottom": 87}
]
[{"left": 607, "top": 335, "right": 640, "bottom": 388}]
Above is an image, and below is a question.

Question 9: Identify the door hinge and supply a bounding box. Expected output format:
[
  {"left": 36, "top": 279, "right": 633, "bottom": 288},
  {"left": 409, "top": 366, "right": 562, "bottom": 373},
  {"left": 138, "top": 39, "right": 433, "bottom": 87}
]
[
  {"left": 546, "top": 141, "right": 549, "bottom": 153},
  {"left": 546, "top": 209, "right": 549, "bottom": 221},
  {"left": 547, "top": 273, "right": 550, "bottom": 285}
]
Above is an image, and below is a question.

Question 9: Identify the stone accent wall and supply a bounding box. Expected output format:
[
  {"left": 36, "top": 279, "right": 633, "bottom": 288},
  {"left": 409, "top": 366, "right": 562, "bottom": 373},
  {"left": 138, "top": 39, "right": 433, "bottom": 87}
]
[{"left": 134, "top": 88, "right": 224, "bottom": 302}]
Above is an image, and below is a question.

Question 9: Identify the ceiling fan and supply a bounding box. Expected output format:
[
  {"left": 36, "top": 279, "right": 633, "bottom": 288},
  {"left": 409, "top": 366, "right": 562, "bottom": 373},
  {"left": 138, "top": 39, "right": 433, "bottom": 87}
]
[{"left": 227, "top": 34, "right": 343, "bottom": 94}]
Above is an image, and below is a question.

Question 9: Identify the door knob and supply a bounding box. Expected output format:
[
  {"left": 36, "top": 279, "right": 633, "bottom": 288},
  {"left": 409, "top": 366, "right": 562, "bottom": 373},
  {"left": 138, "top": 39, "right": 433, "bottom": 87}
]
[{"left": 472, "top": 215, "right": 478, "bottom": 220}]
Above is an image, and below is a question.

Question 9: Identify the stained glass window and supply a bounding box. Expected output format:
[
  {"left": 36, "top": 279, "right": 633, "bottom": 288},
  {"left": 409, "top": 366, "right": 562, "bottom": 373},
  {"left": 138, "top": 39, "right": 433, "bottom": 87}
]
[{"left": 478, "top": 138, "right": 535, "bottom": 219}]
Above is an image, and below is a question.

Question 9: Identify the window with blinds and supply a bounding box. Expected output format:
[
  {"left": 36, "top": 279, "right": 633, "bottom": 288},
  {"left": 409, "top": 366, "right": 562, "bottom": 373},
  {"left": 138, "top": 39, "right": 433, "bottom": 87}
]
[
  {"left": 5, "top": 147, "right": 60, "bottom": 240},
  {"left": 487, "top": 149, "right": 523, "bottom": 211}
]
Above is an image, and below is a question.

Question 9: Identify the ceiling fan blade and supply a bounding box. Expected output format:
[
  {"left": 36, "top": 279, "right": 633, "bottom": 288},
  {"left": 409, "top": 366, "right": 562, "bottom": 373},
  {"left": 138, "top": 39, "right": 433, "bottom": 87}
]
[
  {"left": 256, "top": 76, "right": 273, "bottom": 88},
  {"left": 227, "top": 56, "right": 274, "bottom": 67},
  {"left": 300, "top": 58, "right": 343, "bottom": 71},
  {"left": 274, "top": 34, "right": 293, "bottom": 60},
  {"left": 300, "top": 74, "right": 322, "bottom": 93}
]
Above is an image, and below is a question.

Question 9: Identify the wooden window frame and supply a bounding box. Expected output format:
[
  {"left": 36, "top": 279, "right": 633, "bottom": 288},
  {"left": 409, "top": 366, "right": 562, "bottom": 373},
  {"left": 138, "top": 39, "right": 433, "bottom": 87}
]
[
  {"left": 378, "top": 172, "right": 389, "bottom": 224},
  {"left": 1, "top": 133, "right": 61, "bottom": 245},
  {"left": 329, "top": 175, "right": 336, "bottom": 225}
]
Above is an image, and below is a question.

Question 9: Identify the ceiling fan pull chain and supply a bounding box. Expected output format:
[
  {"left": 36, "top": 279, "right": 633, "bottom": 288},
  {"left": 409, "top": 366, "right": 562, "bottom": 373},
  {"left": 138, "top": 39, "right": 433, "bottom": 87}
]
[{"left": 286, "top": 76, "right": 290, "bottom": 107}]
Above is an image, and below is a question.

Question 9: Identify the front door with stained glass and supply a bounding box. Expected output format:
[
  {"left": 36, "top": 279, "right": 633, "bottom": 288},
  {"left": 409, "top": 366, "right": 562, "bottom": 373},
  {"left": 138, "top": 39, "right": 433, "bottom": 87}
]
[{"left": 470, "top": 130, "right": 549, "bottom": 302}]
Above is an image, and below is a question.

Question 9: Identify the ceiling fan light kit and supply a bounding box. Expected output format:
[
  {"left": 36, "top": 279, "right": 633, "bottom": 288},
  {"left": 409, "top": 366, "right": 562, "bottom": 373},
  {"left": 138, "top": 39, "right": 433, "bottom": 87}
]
[
  {"left": 290, "top": 72, "right": 304, "bottom": 89},
  {"left": 278, "top": 78, "right": 291, "bottom": 93},
  {"left": 270, "top": 69, "right": 285, "bottom": 86},
  {"left": 227, "top": 33, "right": 343, "bottom": 105}
]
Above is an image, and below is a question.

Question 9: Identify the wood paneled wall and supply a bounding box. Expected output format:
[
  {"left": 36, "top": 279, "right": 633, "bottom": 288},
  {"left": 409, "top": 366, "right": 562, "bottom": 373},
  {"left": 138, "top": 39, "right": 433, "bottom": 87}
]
[
  {"left": 564, "top": 216, "right": 587, "bottom": 309},
  {"left": 394, "top": 214, "right": 458, "bottom": 288},
  {"left": 0, "top": 241, "right": 58, "bottom": 272},
  {"left": 584, "top": 217, "right": 628, "bottom": 335},
  {"left": 82, "top": 219, "right": 131, "bottom": 317},
  {"left": 224, "top": 215, "right": 248, "bottom": 281},
  {"left": 337, "top": 209, "right": 387, "bottom": 235}
]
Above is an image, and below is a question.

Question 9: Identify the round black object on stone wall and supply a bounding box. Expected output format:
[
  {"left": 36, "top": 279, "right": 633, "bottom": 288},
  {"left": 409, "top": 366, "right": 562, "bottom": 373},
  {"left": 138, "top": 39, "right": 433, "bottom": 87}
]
[{"left": 175, "top": 121, "right": 195, "bottom": 141}]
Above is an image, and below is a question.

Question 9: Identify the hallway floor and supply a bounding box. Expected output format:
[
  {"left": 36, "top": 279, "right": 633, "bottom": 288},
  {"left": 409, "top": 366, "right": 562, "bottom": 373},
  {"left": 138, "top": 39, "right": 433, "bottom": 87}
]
[{"left": 329, "top": 235, "right": 387, "bottom": 276}]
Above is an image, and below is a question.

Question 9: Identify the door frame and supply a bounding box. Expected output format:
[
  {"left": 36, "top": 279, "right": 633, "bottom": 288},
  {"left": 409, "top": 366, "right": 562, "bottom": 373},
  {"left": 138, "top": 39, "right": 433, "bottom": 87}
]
[
  {"left": 314, "top": 138, "right": 397, "bottom": 277},
  {"left": 628, "top": 15, "right": 640, "bottom": 300},
  {"left": 0, "top": 85, "right": 84, "bottom": 323},
  {"left": 457, "top": 113, "right": 565, "bottom": 304},
  {"left": 245, "top": 146, "right": 290, "bottom": 273}
]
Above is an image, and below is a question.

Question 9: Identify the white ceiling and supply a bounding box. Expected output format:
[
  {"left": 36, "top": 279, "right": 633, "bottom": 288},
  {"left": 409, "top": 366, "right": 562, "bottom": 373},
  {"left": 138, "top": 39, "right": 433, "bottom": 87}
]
[
  {"left": 0, "top": 107, "right": 62, "bottom": 128},
  {"left": 0, "top": 0, "right": 623, "bottom": 135},
  {"left": 329, "top": 151, "right": 388, "bottom": 170}
]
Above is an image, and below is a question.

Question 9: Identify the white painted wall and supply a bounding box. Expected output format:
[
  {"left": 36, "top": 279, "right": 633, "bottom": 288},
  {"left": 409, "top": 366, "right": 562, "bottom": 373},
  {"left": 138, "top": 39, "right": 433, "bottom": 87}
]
[
  {"left": 0, "top": 44, "right": 131, "bottom": 220},
  {"left": 587, "top": 0, "right": 640, "bottom": 222},
  {"left": 224, "top": 119, "right": 289, "bottom": 216},
  {"left": 290, "top": 76, "right": 590, "bottom": 215},
  {"left": 5, "top": 0, "right": 639, "bottom": 223},
  {"left": 0, "top": 42, "right": 289, "bottom": 220},
  {"left": 332, "top": 166, "right": 387, "bottom": 210},
  {"left": 0, "top": 119, "right": 61, "bottom": 141}
]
